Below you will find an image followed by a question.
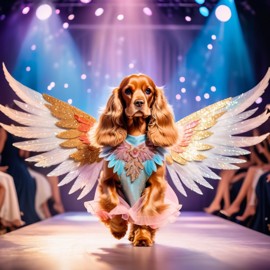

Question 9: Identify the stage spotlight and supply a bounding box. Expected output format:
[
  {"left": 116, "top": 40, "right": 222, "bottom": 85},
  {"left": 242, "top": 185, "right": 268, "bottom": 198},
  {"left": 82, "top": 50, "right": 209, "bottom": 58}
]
[
  {"left": 36, "top": 4, "right": 52, "bottom": 21},
  {"left": 185, "top": 16, "right": 192, "bottom": 22},
  {"left": 199, "top": 6, "right": 209, "bottom": 17},
  {"left": 215, "top": 5, "right": 232, "bottom": 22}
]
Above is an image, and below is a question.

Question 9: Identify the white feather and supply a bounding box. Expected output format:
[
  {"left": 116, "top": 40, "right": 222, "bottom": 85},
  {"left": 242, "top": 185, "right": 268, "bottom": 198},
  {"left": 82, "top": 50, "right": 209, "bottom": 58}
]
[
  {"left": 58, "top": 169, "right": 81, "bottom": 186},
  {"left": 166, "top": 164, "right": 187, "bottom": 197},
  {"left": 48, "top": 160, "right": 79, "bottom": 176},
  {"left": 13, "top": 137, "right": 63, "bottom": 152},
  {"left": 27, "top": 148, "right": 74, "bottom": 167},
  {"left": 0, "top": 123, "right": 60, "bottom": 139},
  {"left": 209, "top": 145, "right": 250, "bottom": 156},
  {"left": 216, "top": 108, "right": 258, "bottom": 126},
  {"left": 68, "top": 165, "right": 90, "bottom": 194},
  {"left": 3, "top": 63, "right": 47, "bottom": 109},
  {"left": 77, "top": 161, "right": 103, "bottom": 200},
  {"left": 0, "top": 105, "right": 55, "bottom": 127},
  {"left": 13, "top": 100, "right": 50, "bottom": 116}
]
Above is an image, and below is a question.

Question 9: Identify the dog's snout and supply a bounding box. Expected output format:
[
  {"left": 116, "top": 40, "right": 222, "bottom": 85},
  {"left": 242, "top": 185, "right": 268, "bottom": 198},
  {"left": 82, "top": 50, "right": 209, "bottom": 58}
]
[{"left": 134, "top": 99, "right": 144, "bottom": 108}]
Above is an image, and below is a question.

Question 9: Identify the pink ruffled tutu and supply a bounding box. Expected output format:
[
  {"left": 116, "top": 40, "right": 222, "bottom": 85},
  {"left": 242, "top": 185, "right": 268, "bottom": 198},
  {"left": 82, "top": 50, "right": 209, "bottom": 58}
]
[{"left": 84, "top": 184, "right": 182, "bottom": 229}]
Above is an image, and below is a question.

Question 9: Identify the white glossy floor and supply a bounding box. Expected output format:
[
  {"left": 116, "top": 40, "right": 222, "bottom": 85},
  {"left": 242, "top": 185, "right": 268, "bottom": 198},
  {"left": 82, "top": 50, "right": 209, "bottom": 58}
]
[{"left": 0, "top": 212, "right": 269, "bottom": 270}]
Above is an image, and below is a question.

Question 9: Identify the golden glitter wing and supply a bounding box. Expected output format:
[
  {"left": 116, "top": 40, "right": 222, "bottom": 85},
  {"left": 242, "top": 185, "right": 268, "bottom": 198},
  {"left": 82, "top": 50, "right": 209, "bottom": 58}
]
[
  {"left": 0, "top": 63, "right": 103, "bottom": 199},
  {"left": 167, "top": 68, "right": 270, "bottom": 197}
]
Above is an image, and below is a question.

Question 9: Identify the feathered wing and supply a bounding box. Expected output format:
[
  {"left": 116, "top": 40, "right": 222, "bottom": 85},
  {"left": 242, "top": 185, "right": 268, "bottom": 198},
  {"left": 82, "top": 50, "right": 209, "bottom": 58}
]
[
  {"left": 167, "top": 68, "right": 270, "bottom": 197},
  {"left": 0, "top": 63, "right": 103, "bottom": 200}
]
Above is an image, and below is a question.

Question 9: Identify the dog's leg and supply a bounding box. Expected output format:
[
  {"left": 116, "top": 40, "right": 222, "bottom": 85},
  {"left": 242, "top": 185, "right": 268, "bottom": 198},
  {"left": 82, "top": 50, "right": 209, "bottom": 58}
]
[
  {"left": 109, "top": 215, "right": 128, "bottom": 239},
  {"left": 128, "top": 223, "right": 135, "bottom": 242},
  {"left": 129, "top": 166, "right": 167, "bottom": 246},
  {"left": 98, "top": 166, "right": 128, "bottom": 239},
  {"left": 140, "top": 165, "right": 168, "bottom": 216}
]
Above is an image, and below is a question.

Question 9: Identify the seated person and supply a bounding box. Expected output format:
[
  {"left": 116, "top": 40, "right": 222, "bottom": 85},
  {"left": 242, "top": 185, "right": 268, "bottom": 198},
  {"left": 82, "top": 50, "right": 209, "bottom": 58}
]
[{"left": 0, "top": 165, "right": 24, "bottom": 232}]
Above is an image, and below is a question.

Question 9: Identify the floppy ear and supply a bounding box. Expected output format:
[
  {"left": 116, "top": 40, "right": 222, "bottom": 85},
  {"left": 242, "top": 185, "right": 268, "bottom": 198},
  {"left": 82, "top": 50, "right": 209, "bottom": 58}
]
[
  {"left": 147, "top": 87, "right": 178, "bottom": 147},
  {"left": 91, "top": 88, "right": 127, "bottom": 147}
]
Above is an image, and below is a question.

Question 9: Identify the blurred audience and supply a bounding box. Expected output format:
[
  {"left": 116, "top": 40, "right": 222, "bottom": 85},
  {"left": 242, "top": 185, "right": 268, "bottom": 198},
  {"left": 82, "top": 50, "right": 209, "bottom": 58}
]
[
  {"left": 0, "top": 127, "right": 40, "bottom": 226},
  {"left": 204, "top": 129, "right": 270, "bottom": 235},
  {"left": 0, "top": 127, "right": 65, "bottom": 234},
  {"left": 204, "top": 154, "right": 252, "bottom": 214},
  {"left": 0, "top": 165, "right": 24, "bottom": 234}
]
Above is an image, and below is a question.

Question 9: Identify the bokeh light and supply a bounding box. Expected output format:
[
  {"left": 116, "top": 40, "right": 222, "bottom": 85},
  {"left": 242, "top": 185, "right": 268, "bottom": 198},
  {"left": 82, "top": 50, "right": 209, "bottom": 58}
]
[
  {"left": 63, "top": 22, "right": 69, "bottom": 29},
  {"left": 68, "top": 14, "right": 75, "bottom": 20},
  {"left": 195, "top": 96, "right": 201, "bottom": 102},
  {"left": 22, "top": 6, "right": 30, "bottom": 15},
  {"left": 95, "top": 8, "right": 104, "bottom": 16},
  {"left": 80, "top": 0, "right": 92, "bottom": 3},
  {"left": 117, "top": 14, "right": 124, "bottom": 21},
  {"left": 81, "top": 74, "right": 87, "bottom": 80},
  {"left": 195, "top": 0, "right": 205, "bottom": 4},
  {"left": 143, "top": 7, "right": 152, "bottom": 16},
  {"left": 199, "top": 6, "right": 209, "bottom": 17},
  {"left": 179, "top": 76, "right": 185, "bottom": 83},
  {"left": 255, "top": 97, "right": 262, "bottom": 104}
]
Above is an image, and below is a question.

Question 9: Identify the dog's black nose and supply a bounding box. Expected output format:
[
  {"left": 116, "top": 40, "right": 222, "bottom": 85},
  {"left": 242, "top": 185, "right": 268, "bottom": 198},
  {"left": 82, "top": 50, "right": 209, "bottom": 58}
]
[{"left": 134, "top": 99, "right": 144, "bottom": 107}]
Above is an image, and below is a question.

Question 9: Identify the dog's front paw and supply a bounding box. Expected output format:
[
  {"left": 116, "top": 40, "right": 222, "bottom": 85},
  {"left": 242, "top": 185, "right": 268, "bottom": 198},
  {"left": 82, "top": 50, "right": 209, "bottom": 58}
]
[{"left": 132, "top": 227, "right": 154, "bottom": 247}]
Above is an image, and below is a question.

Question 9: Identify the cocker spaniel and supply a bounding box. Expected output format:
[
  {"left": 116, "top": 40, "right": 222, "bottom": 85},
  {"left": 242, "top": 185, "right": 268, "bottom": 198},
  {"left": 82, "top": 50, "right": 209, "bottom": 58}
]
[{"left": 91, "top": 74, "right": 179, "bottom": 246}]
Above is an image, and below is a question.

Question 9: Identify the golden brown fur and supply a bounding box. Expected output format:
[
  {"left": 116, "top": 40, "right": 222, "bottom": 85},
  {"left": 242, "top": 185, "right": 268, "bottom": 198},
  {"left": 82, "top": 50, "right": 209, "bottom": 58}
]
[{"left": 92, "top": 74, "right": 178, "bottom": 246}]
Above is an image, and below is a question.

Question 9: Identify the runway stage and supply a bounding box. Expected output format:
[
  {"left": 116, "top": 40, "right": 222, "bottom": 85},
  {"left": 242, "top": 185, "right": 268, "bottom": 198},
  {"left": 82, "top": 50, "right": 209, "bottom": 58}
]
[{"left": 0, "top": 212, "right": 269, "bottom": 270}]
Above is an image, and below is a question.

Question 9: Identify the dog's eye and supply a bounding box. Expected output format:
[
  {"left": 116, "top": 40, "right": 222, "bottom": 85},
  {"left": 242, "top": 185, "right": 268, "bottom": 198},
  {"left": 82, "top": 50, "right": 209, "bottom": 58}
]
[
  {"left": 125, "top": 88, "right": 132, "bottom": 95},
  {"left": 145, "top": 88, "right": 151, "bottom": 95}
]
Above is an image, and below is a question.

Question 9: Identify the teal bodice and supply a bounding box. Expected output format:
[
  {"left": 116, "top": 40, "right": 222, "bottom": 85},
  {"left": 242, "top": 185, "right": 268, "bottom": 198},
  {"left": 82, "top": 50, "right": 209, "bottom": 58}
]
[{"left": 100, "top": 135, "right": 167, "bottom": 206}]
